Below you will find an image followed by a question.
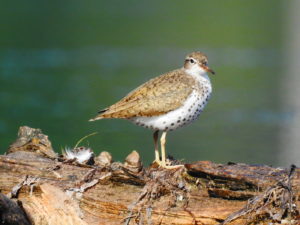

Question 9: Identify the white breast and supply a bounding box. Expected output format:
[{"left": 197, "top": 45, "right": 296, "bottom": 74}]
[{"left": 130, "top": 88, "right": 211, "bottom": 131}]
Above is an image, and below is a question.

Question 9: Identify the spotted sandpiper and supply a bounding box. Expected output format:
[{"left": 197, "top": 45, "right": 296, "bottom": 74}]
[{"left": 90, "top": 51, "right": 215, "bottom": 168}]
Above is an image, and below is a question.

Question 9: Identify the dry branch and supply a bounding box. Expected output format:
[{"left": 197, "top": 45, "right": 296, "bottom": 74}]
[{"left": 0, "top": 126, "right": 299, "bottom": 225}]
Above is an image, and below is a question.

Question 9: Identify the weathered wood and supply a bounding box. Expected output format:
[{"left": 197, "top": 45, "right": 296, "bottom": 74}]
[{"left": 0, "top": 126, "right": 299, "bottom": 225}]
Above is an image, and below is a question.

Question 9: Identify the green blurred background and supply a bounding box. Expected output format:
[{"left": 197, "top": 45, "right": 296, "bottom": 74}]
[{"left": 0, "top": 1, "right": 298, "bottom": 166}]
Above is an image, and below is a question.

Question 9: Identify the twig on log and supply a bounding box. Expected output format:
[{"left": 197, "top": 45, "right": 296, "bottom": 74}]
[{"left": 221, "top": 164, "right": 299, "bottom": 224}]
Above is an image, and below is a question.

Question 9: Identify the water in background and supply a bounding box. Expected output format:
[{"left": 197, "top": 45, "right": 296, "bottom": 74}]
[{"left": 0, "top": 1, "right": 293, "bottom": 166}]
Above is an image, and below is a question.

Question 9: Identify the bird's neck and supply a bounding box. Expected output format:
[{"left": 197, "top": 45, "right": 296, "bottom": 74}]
[{"left": 183, "top": 67, "right": 211, "bottom": 87}]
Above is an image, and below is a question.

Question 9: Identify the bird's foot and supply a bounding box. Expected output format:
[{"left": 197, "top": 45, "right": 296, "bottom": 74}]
[
  {"left": 163, "top": 164, "right": 184, "bottom": 169},
  {"left": 152, "top": 159, "right": 183, "bottom": 169},
  {"left": 152, "top": 159, "right": 163, "bottom": 167}
]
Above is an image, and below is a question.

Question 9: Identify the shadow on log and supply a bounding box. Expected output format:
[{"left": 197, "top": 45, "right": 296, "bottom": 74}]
[{"left": 0, "top": 126, "right": 299, "bottom": 225}]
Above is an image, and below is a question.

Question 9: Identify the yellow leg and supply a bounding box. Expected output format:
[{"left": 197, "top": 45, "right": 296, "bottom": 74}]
[
  {"left": 160, "top": 131, "right": 167, "bottom": 167},
  {"left": 153, "top": 130, "right": 160, "bottom": 164},
  {"left": 160, "top": 131, "right": 184, "bottom": 169}
]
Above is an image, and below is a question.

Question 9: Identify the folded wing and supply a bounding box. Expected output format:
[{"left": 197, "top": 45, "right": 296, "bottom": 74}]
[{"left": 90, "top": 69, "right": 196, "bottom": 120}]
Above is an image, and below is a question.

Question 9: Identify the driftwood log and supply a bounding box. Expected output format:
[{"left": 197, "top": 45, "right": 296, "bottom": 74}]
[{"left": 0, "top": 126, "right": 299, "bottom": 225}]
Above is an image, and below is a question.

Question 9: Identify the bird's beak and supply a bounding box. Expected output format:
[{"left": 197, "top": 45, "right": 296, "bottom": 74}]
[{"left": 202, "top": 65, "right": 215, "bottom": 75}]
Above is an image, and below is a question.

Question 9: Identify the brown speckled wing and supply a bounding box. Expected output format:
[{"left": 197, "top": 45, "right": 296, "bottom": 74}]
[{"left": 92, "top": 69, "right": 196, "bottom": 119}]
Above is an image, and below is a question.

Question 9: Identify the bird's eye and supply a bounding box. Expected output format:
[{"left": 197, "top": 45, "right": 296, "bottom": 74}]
[{"left": 190, "top": 59, "right": 195, "bottom": 64}]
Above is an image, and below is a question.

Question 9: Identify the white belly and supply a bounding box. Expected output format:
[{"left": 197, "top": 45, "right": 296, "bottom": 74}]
[{"left": 129, "top": 90, "right": 211, "bottom": 131}]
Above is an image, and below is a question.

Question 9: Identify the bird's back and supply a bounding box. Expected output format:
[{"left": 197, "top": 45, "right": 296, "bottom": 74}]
[{"left": 90, "top": 68, "right": 198, "bottom": 120}]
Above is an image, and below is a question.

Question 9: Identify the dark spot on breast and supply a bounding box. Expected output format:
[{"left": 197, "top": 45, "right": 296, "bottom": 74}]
[
  {"left": 171, "top": 123, "right": 174, "bottom": 126},
  {"left": 183, "top": 118, "right": 186, "bottom": 121},
  {"left": 177, "top": 120, "right": 181, "bottom": 123}
]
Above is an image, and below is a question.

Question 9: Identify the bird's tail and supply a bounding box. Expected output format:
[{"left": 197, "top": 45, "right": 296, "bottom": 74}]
[
  {"left": 89, "top": 109, "right": 108, "bottom": 122},
  {"left": 89, "top": 117, "right": 102, "bottom": 122}
]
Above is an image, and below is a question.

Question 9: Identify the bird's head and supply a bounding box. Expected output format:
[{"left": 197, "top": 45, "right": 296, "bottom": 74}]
[{"left": 184, "top": 52, "right": 215, "bottom": 76}]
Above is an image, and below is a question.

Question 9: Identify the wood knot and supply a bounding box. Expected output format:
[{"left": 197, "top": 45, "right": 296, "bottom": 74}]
[
  {"left": 7, "top": 126, "right": 57, "bottom": 159},
  {"left": 124, "top": 150, "right": 142, "bottom": 173},
  {"left": 95, "top": 151, "right": 113, "bottom": 167}
]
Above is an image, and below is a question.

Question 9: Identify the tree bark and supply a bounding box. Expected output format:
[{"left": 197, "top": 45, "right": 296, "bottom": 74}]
[{"left": 0, "top": 126, "right": 299, "bottom": 225}]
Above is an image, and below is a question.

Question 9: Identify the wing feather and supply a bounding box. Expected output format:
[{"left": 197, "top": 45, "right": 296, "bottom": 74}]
[{"left": 90, "top": 69, "right": 197, "bottom": 120}]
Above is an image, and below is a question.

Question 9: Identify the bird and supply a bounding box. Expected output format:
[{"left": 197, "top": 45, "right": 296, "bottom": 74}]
[{"left": 89, "top": 51, "right": 215, "bottom": 169}]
